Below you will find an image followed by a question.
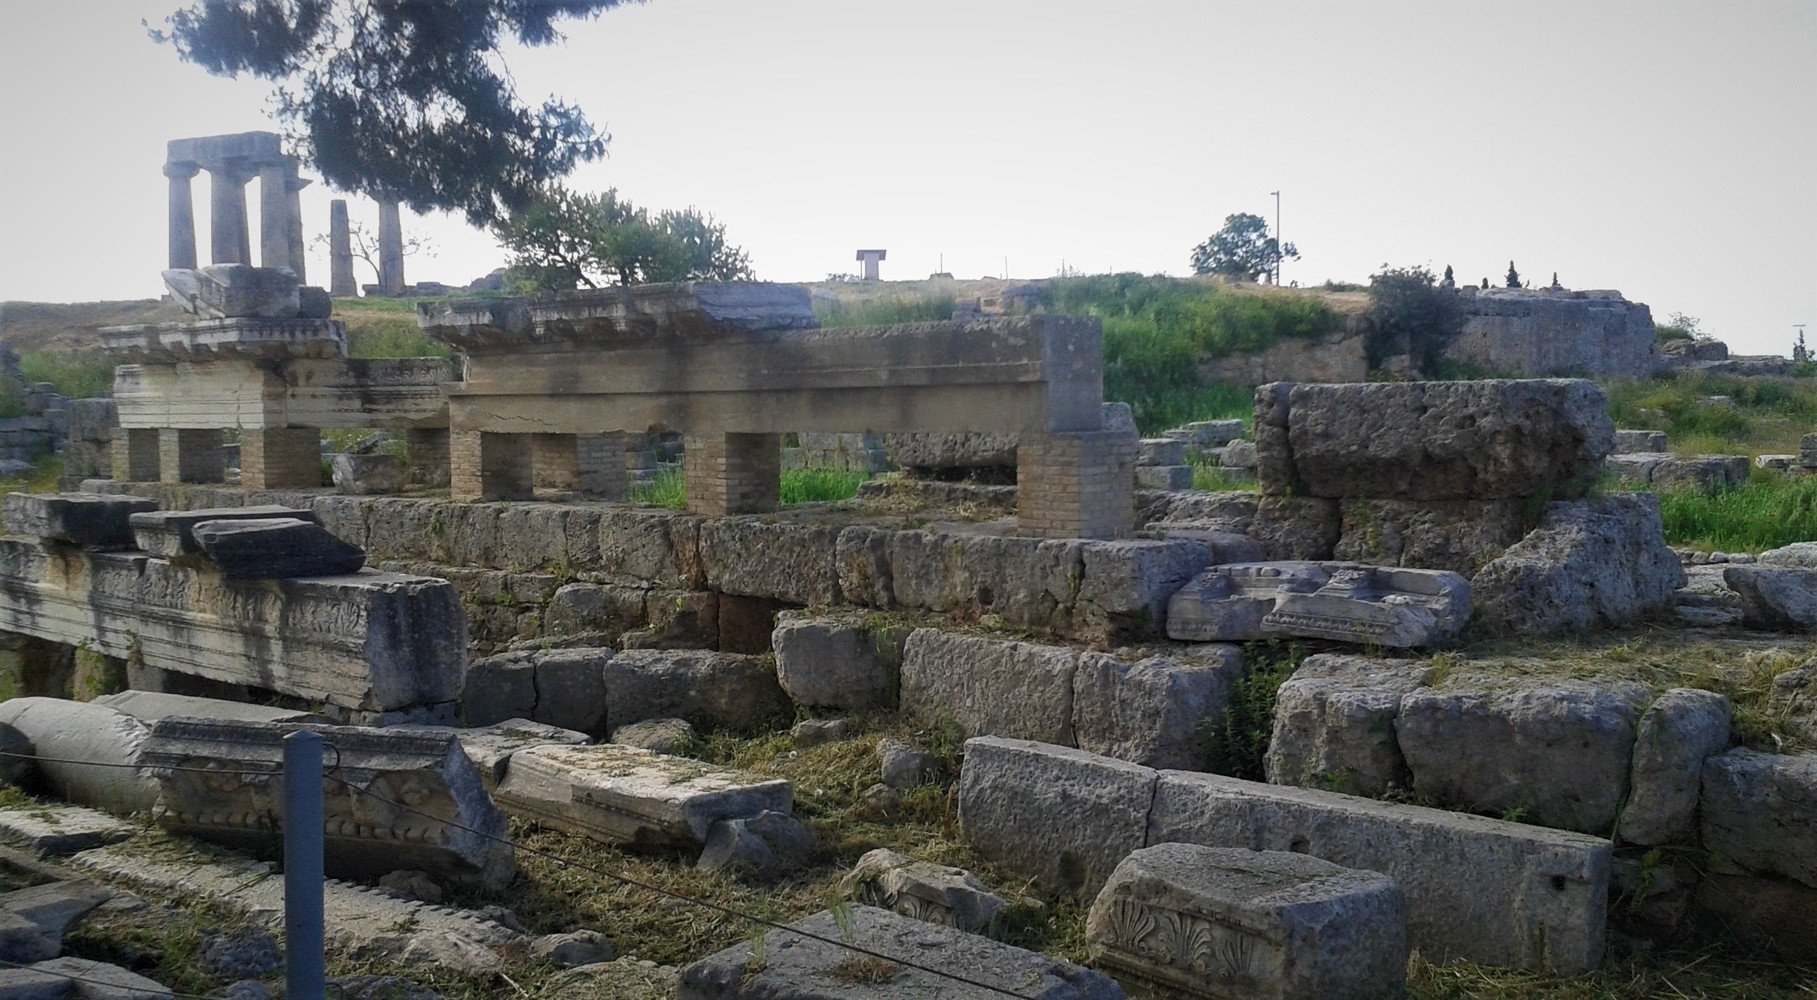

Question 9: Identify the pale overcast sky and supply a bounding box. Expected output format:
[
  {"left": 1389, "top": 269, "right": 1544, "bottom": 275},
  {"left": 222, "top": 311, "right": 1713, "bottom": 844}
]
[{"left": 1, "top": 1, "right": 1811, "bottom": 355}]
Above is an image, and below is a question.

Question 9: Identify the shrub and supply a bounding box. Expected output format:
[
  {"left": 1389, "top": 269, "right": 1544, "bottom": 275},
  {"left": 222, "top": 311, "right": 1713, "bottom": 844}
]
[
  {"left": 18, "top": 350, "right": 115, "bottom": 399},
  {"left": 1365, "top": 265, "right": 1464, "bottom": 371}
]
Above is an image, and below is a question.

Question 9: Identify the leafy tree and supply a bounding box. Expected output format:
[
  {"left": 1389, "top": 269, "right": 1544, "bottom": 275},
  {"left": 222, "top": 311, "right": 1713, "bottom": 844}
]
[
  {"left": 1505, "top": 260, "right": 1522, "bottom": 288},
  {"left": 152, "top": 0, "right": 633, "bottom": 225},
  {"left": 1366, "top": 264, "right": 1465, "bottom": 372},
  {"left": 1189, "top": 213, "right": 1298, "bottom": 283},
  {"left": 494, "top": 187, "right": 754, "bottom": 291}
]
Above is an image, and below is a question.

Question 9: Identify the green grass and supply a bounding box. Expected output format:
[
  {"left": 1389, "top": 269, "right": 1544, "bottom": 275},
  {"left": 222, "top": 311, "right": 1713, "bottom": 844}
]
[
  {"left": 0, "top": 454, "right": 64, "bottom": 498},
  {"left": 814, "top": 295, "right": 956, "bottom": 327},
  {"left": 631, "top": 467, "right": 869, "bottom": 509},
  {"left": 1657, "top": 470, "right": 1817, "bottom": 552},
  {"left": 1606, "top": 373, "right": 1817, "bottom": 457},
  {"left": 17, "top": 349, "right": 115, "bottom": 398}
]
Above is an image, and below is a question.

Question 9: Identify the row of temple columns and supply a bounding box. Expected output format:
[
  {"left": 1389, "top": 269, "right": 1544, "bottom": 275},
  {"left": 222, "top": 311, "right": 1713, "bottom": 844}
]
[{"left": 165, "top": 156, "right": 309, "bottom": 277}]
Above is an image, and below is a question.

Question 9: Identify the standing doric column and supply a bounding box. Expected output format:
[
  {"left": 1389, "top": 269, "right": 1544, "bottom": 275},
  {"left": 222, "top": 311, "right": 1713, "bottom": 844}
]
[
  {"left": 209, "top": 160, "right": 253, "bottom": 265},
  {"left": 376, "top": 197, "right": 405, "bottom": 295},
  {"left": 258, "top": 161, "right": 292, "bottom": 273},
  {"left": 329, "top": 200, "right": 356, "bottom": 297},
  {"left": 164, "top": 161, "right": 200, "bottom": 270},
  {"left": 286, "top": 162, "right": 310, "bottom": 283}
]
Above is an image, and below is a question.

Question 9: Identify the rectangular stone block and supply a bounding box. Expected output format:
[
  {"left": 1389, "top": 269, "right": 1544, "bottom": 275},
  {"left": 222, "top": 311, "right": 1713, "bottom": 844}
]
[
  {"left": 3, "top": 493, "right": 157, "bottom": 548},
  {"left": 1700, "top": 749, "right": 1817, "bottom": 888},
  {"left": 494, "top": 743, "right": 791, "bottom": 850},
  {"left": 698, "top": 516, "right": 840, "bottom": 605},
  {"left": 901, "top": 630, "right": 1078, "bottom": 745},
  {"left": 1167, "top": 561, "right": 1470, "bottom": 649},
  {"left": 1613, "top": 429, "right": 1668, "bottom": 454},
  {"left": 128, "top": 504, "right": 319, "bottom": 558}
]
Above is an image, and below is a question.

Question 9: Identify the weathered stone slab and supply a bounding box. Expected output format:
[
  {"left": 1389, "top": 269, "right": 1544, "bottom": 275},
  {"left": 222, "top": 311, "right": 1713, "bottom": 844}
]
[
  {"left": 1086, "top": 844, "right": 1405, "bottom": 1000},
  {"left": 772, "top": 614, "right": 911, "bottom": 712},
  {"left": 21, "top": 957, "right": 174, "bottom": 997},
  {"left": 494, "top": 743, "right": 790, "bottom": 851},
  {"left": 1723, "top": 565, "right": 1817, "bottom": 630},
  {"left": 1072, "top": 648, "right": 1243, "bottom": 770},
  {"left": 162, "top": 264, "right": 300, "bottom": 319},
  {"left": 2, "top": 493, "right": 157, "bottom": 548},
  {"left": 0, "top": 803, "right": 136, "bottom": 856},
  {"left": 1276, "top": 380, "right": 1614, "bottom": 500},
  {"left": 141, "top": 717, "right": 514, "bottom": 889},
  {"left": 1265, "top": 654, "right": 1434, "bottom": 797},
  {"left": 128, "top": 505, "right": 321, "bottom": 559},
  {"left": 1700, "top": 749, "right": 1817, "bottom": 888},
  {"left": 1134, "top": 464, "right": 1193, "bottom": 490},
  {"left": 421, "top": 281, "right": 819, "bottom": 350},
  {"left": 92, "top": 690, "right": 328, "bottom": 725},
  {"left": 1396, "top": 676, "right": 1650, "bottom": 834},
  {"left": 1612, "top": 430, "right": 1668, "bottom": 454},
  {"left": 190, "top": 517, "right": 366, "bottom": 579},
  {"left": 699, "top": 518, "right": 841, "bottom": 606},
  {"left": 0, "top": 880, "right": 113, "bottom": 964},
  {"left": 1618, "top": 689, "right": 1731, "bottom": 846},
  {"left": 900, "top": 631, "right": 1077, "bottom": 745},
  {"left": 843, "top": 849, "right": 1004, "bottom": 933},
  {"left": 1137, "top": 438, "right": 1186, "bottom": 466},
  {"left": 1147, "top": 770, "right": 1610, "bottom": 974},
  {"left": 0, "top": 699, "right": 157, "bottom": 816},
  {"left": 1334, "top": 498, "right": 1530, "bottom": 576},
  {"left": 677, "top": 905, "right": 1125, "bottom": 999},
  {"left": 1471, "top": 495, "right": 1684, "bottom": 635},
  {"left": 389, "top": 719, "right": 590, "bottom": 792},
  {"left": 600, "top": 649, "right": 789, "bottom": 733},
  {"left": 958, "top": 738, "right": 1156, "bottom": 898},
  {"left": 1166, "top": 561, "right": 1469, "bottom": 648},
  {"left": 886, "top": 431, "right": 1019, "bottom": 472}
]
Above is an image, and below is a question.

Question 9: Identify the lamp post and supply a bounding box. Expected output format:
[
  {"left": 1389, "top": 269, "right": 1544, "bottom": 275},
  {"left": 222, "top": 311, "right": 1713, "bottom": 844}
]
[{"left": 1269, "top": 190, "right": 1282, "bottom": 285}]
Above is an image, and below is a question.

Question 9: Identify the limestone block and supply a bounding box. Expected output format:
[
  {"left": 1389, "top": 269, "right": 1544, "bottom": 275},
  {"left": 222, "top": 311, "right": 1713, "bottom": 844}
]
[
  {"left": 885, "top": 431, "right": 1019, "bottom": 472},
  {"left": 495, "top": 743, "right": 790, "bottom": 851},
  {"left": 1177, "top": 419, "right": 1246, "bottom": 448},
  {"left": 0, "top": 880, "right": 113, "bottom": 964},
  {"left": 595, "top": 509, "right": 703, "bottom": 589},
  {"left": 1395, "top": 676, "right": 1651, "bottom": 834},
  {"left": 1334, "top": 498, "right": 1531, "bottom": 576},
  {"left": 1141, "top": 525, "right": 1264, "bottom": 564},
  {"left": 1758, "top": 541, "right": 1817, "bottom": 568},
  {"left": 162, "top": 264, "right": 301, "bottom": 319},
  {"left": 127, "top": 505, "right": 319, "bottom": 559},
  {"left": 23, "top": 957, "right": 174, "bottom": 998},
  {"left": 1617, "top": 689, "right": 1731, "bottom": 846},
  {"left": 3, "top": 493, "right": 157, "bottom": 548},
  {"left": 0, "top": 698, "right": 157, "bottom": 815},
  {"left": 1692, "top": 873, "right": 1817, "bottom": 962},
  {"left": 390, "top": 719, "right": 590, "bottom": 792},
  {"left": 1137, "top": 438, "right": 1186, "bottom": 466},
  {"left": 1076, "top": 539, "right": 1214, "bottom": 641},
  {"left": 677, "top": 905, "right": 1124, "bottom": 1000},
  {"left": 1612, "top": 429, "right": 1668, "bottom": 454},
  {"left": 843, "top": 849, "right": 1004, "bottom": 933},
  {"left": 1134, "top": 464, "right": 1193, "bottom": 490},
  {"left": 1220, "top": 439, "right": 1258, "bottom": 469},
  {"left": 884, "top": 531, "right": 1084, "bottom": 633},
  {"left": 958, "top": 737, "right": 1157, "bottom": 897},
  {"left": 333, "top": 453, "right": 407, "bottom": 494},
  {"left": 140, "top": 717, "right": 515, "bottom": 890},
  {"left": 190, "top": 517, "right": 365, "bottom": 579},
  {"left": 601, "top": 649, "right": 789, "bottom": 733},
  {"left": 92, "top": 691, "right": 327, "bottom": 726},
  {"left": 1601, "top": 452, "right": 1669, "bottom": 487},
  {"left": 900, "top": 630, "right": 1077, "bottom": 745},
  {"left": 1650, "top": 455, "right": 1751, "bottom": 494},
  {"left": 541, "top": 582, "right": 645, "bottom": 638},
  {"left": 462, "top": 653, "right": 538, "bottom": 727},
  {"left": 1471, "top": 495, "right": 1684, "bottom": 635},
  {"left": 1086, "top": 844, "right": 1406, "bottom": 1000},
  {"left": 0, "top": 802, "right": 135, "bottom": 856},
  {"left": 772, "top": 614, "right": 910, "bottom": 712},
  {"left": 695, "top": 809, "right": 816, "bottom": 877},
  {"left": 1156, "top": 493, "right": 1340, "bottom": 561},
  {"left": 1700, "top": 749, "right": 1817, "bottom": 888},
  {"left": 1147, "top": 770, "right": 1611, "bottom": 974},
  {"left": 1071, "top": 649, "right": 1243, "bottom": 770},
  {"left": 1755, "top": 454, "right": 1798, "bottom": 472},
  {"left": 877, "top": 740, "right": 935, "bottom": 790},
  {"left": 1265, "top": 654, "right": 1434, "bottom": 797},
  {"left": 1723, "top": 566, "right": 1817, "bottom": 630},
  {"left": 608, "top": 717, "right": 696, "bottom": 755},
  {"left": 699, "top": 518, "right": 840, "bottom": 605},
  {"left": 1166, "top": 562, "right": 1469, "bottom": 649},
  {"left": 1282, "top": 380, "right": 1613, "bottom": 500}
]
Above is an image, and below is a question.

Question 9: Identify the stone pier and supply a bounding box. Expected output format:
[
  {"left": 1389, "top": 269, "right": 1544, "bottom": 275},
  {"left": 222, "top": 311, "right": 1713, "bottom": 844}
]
[
  {"left": 239, "top": 427, "right": 321, "bottom": 489},
  {"left": 328, "top": 198, "right": 355, "bottom": 297},
  {"left": 158, "top": 428, "right": 225, "bottom": 484},
  {"left": 683, "top": 432, "right": 781, "bottom": 515},
  {"left": 377, "top": 197, "right": 405, "bottom": 295}
]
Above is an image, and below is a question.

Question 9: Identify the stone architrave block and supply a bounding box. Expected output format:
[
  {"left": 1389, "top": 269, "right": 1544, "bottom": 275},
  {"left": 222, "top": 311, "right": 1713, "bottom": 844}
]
[
  {"left": 139, "top": 717, "right": 515, "bottom": 890},
  {"left": 1471, "top": 494, "right": 1684, "bottom": 635},
  {"left": 1280, "top": 379, "right": 1614, "bottom": 500},
  {"left": 3, "top": 493, "right": 158, "bottom": 548},
  {"left": 1072, "top": 648, "right": 1244, "bottom": 770},
  {"left": 1265, "top": 654, "right": 1435, "bottom": 797},
  {"left": 1086, "top": 844, "right": 1406, "bottom": 1000},
  {"left": 1147, "top": 770, "right": 1612, "bottom": 975},
  {"left": 957, "top": 737, "right": 1157, "bottom": 898},
  {"left": 677, "top": 905, "right": 1126, "bottom": 1000},
  {"left": 900, "top": 630, "right": 1078, "bottom": 745},
  {"left": 772, "top": 614, "right": 910, "bottom": 712},
  {"left": 1723, "top": 566, "right": 1817, "bottom": 630},
  {"left": 190, "top": 517, "right": 366, "bottom": 579},
  {"left": 389, "top": 718, "right": 590, "bottom": 792},
  {"left": 1166, "top": 561, "right": 1469, "bottom": 649},
  {"left": 494, "top": 743, "right": 791, "bottom": 852},
  {"left": 1395, "top": 676, "right": 1652, "bottom": 834},
  {"left": 161, "top": 264, "right": 301, "bottom": 319},
  {"left": 1700, "top": 749, "right": 1817, "bottom": 888},
  {"left": 843, "top": 848, "right": 1004, "bottom": 933},
  {"left": 600, "top": 649, "right": 790, "bottom": 733},
  {"left": 128, "top": 505, "right": 320, "bottom": 559},
  {"left": 1617, "top": 689, "right": 1731, "bottom": 846}
]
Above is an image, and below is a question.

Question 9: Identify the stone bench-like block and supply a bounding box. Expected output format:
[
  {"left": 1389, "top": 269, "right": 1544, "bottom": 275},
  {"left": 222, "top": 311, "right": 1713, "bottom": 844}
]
[
  {"left": 958, "top": 737, "right": 1611, "bottom": 974},
  {"left": 1087, "top": 844, "right": 1406, "bottom": 1000},
  {"left": 3, "top": 493, "right": 158, "bottom": 548},
  {"left": 190, "top": 516, "right": 365, "bottom": 579},
  {"left": 494, "top": 743, "right": 791, "bottom": 852},
  {"left": 1166, "top": 561, "right": 1469, "bottom": 648},
  {"left": 128, "top": 505, "right": 319, "bottom": 558},
  {"left": 140, "top": 717, "right": 514, "bottom": 890},
  {"left": 1612, "top": 429, "right": 1668, "bottom": 454},
  {"left": 677, "top": 905, "right": 1125, "bottom": 999}
]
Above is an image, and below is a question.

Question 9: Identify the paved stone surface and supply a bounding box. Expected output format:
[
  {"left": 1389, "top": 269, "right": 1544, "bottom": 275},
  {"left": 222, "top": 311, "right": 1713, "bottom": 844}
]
[
  {"left": 1086, "top": 844, "right": 1405, "bottom": 1000},
  {"left": 676, "top": 905, "right": 1125, "bottom": 999}
]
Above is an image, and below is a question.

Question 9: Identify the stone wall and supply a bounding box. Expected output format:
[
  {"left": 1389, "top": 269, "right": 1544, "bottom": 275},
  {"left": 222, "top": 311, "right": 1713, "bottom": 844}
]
[
  {"left": 1196, "top": 324, "right": 1370, "bottom": 386},
  {"left": 1447, "top": 287, "right": 1660, "bottom": 378}
]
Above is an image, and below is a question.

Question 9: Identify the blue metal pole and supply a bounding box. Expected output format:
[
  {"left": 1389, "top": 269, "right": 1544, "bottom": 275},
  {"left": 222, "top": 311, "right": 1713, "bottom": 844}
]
[{"left": 283, "top": 730, "right": 326, "bottom": 1000}]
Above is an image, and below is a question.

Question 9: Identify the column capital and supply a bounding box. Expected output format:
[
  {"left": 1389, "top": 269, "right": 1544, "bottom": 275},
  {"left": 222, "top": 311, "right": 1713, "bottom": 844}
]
[{"left": 162, "top": 160, "right": 201, "bottom": 181}]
